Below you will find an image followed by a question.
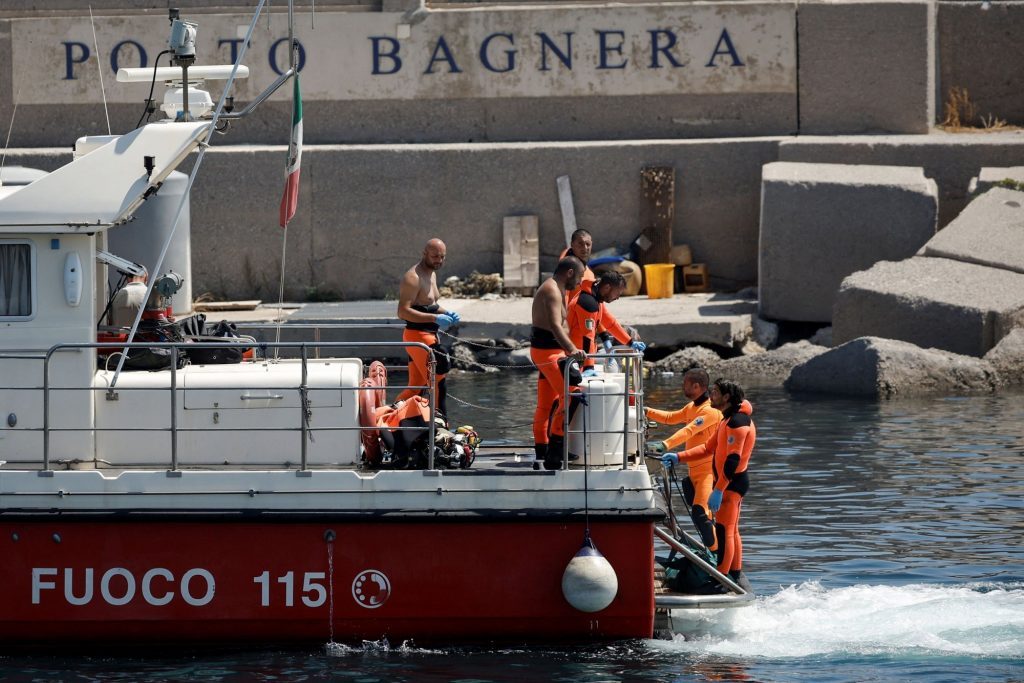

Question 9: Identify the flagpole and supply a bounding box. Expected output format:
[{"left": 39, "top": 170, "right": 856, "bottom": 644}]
[{"left": 273, "top": 223, "right": 288, "bottom": 359}]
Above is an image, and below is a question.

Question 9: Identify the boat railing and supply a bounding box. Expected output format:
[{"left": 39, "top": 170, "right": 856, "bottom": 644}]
[
  {"left": 0, "top": 340, "right": 439, "bottom": 473},
  {"left": 561, "top": 350, "right": 646, "bottom": 471}
]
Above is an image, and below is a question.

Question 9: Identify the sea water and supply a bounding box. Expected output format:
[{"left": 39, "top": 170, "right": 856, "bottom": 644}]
[{"left": 2, "top": 374, "right": 1021, "bottom": 681}]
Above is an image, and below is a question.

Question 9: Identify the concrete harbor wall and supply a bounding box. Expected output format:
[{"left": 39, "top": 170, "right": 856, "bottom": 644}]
[{"left": 2, "top": 0, "right": 1024, "bottom": 306}]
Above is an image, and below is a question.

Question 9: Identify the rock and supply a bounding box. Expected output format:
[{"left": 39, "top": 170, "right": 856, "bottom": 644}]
[
  {"left": 450, "top": 343, "right": 490, "bottom": 373},
  {"left": 752, "top": 316, "right": 780, "bottom": 349},
  {"left": 716, "top": 341, "right": 826, "bottom": 386},
  {"left": 443, "top": 271, "right": 504, "bottom": 298},
  {"left": 758, "top": 162, "right": 938, "bottom": 322},
  {"left": 984, "top": 327, "right": 1024, "bottom": 387},
  {"left": 785, "top": 336, "right": 999, "bottom": 398},
  {"left": 507, "top": 347, "right": 534, "bottom": 367},
  {"left": 918, "top": 187, "right": 1024, "bottom": 275},
  {"left": 652, "top": 346, "right": 722, "bottom": 373},
  {"left": 833, "top": 256, "right": 1024, "bottom": 356},
  {"left": 809, "top": 326, "right": 833, "bottom": 347},
  {"left": 496, "top": 337, "right": 520, "bottom": 349}
]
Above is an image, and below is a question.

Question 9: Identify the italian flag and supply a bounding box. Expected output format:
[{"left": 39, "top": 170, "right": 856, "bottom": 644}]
[{"left": 279, "top": 74, "right": 303, "bottom": 228}]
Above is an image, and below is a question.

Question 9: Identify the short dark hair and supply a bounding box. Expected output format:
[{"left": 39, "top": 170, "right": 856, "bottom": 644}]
[
  {"left": 597, "top": 270, "right": 626, "bottom": 289},
  {"left": 554, "top": 255, "right": 584, "bottom": 275},
  {"left": 713, "top": 378, "right": 745, "bottom": 406},
  {"left": 683, "top": 368, "right": 710, "bottom": 388},
  {"left": 570, "top": 228, "right": 592, "bottom": 243}
]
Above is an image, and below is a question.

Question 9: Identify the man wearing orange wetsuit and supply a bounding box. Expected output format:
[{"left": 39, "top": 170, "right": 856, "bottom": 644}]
[
  {"left": 566, "top": 271, "right": 646, "bottom": 373},
  {"left": 396, "top": 238, "right": 459, "bottom": 421},
  {"left": 530, "top": 255, "right": 586, "bottom": 470},
  {"left": 644, "top": 368, "right": 722, "bottom": 549},
  {"left": 560, "top": 228, "right": 639, "bottom": 351},
  {"left": 663, "top": 379, "right": 754, "bottom": 582}
]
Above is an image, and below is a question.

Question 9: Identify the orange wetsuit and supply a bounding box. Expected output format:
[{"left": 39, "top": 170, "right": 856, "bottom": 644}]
[
  {"left": 646, "top": 393, "right": 722, "bottom": 548},
  {"left": 567, "top": 279, "right": 633, "bottom": 371},
  {"left": 529, "top": 326, "right": 583, "bottom": 467},
  {"left": 678, "top": 399, "right": 754, "bottom": 574},
  {"left": 374, "top": 396, "right": 431, "bottom": 468},
  {"left": 398, "top": 304, "right": 447, "bottom": 417}
]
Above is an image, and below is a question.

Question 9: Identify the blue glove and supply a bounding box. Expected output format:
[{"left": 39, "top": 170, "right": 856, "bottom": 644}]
[
  {"left": 661, "top": 452, "right": 679, "bottom": 468},
  {"left": 435, "top": 314, "right": 456, "bottom": 330},
  {"left": 581, "top": 368, "right": 598, "bottom": 378},
  {"left": 646, "top": 440, "right": 667, "bottom": 455},
  {"left": 603, "top": 338, "right": 614, "bottom": 352},
  {"left": 447, "top": 310, "right": 461, "bottom": 324},
  {"left": 631, "top": 341, "right": 647, "bottom": 353},
  {"left": 708, "top": 489, "right": 723, "bottom": 512}
]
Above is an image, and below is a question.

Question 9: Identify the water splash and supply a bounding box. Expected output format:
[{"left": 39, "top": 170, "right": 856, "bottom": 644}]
[
  {"left": 324, "top": 638, "right": 444, "bottom": 657},
  {"left": 656, "top": 581, "right": 1024, "bottom": 659}
]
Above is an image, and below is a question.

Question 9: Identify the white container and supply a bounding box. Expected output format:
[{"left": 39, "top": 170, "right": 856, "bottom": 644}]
[{"left": 568, "top": 375, "right": 627, "bottom": 467}]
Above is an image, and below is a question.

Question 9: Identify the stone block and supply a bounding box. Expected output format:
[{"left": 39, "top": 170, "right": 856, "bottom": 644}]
[
  {"left": 758, "top": 162, "right": 938, "bottom": 323},
  {"left": 833, "top": 256, "right": 1024, "bottom": 357},
  {"left": 984, "top": 328, "right": 1024, "bottom": 388},
  {"left": 938, "top": 2, "right": 1024, "bottom": 128},
  {"left": 785, "top": 336, "right": 998, "bottom": 398},
  {"left": 969, "top": 167, "right": 1024, "bottom": 196},
  {"left": 797, "top": 0, "right": 934, "bottom": 134},
  {"left": 778, "top": 133, "right": 1024, "bottom": 227},
  {"left": 919, "top": 187, "right": 1024, "bottom": 274}
]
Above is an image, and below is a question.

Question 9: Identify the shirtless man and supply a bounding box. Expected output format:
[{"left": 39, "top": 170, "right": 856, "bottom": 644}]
[
  {"left": 396, "top": 238, "right": 459, "bottom": 419},
  {"left": 530, "top": 255, "right": 586, "bottom": 470}
]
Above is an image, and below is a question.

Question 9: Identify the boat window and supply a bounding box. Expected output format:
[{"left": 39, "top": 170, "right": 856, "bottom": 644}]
[{"left": 0, "top": 241, "right": 34, "bottom": 319}]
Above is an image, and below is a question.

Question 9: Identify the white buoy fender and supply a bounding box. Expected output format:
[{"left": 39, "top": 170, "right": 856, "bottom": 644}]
[{"left": 561, "top": 541, "right": 619, "bottom": 613}]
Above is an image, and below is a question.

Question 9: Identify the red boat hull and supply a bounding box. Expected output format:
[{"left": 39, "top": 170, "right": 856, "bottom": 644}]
[{"left": 0, "top": 518, "right": 655, "bottom": 643}]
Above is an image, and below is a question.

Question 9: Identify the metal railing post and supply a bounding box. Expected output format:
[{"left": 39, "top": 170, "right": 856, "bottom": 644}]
[
  {"left": 300, "top": 343, "right": 309, "bottom": 470},
  {"left": 427, "top": 348, "right": 436, "bottom": 470},
  {"left": 562, "top": 358, "right": 576, "bottom": 470},
  {"left": 170, "top": 347, "right": 179, "bottom": 470},
  {"left": 622, "top": 355, "right": 630, "bottom": 470},
  {"left": 42, "top": 354, "right": 50, "bottom": 471}
]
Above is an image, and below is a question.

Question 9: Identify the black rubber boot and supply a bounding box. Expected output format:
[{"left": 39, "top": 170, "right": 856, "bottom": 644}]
[{"left": 544, "top": 436, "right": 564, "bottom": 470}]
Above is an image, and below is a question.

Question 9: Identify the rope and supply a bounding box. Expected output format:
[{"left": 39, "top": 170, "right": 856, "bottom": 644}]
[{"left": 434, "top": 331, "right": 560, "bottom": 370}]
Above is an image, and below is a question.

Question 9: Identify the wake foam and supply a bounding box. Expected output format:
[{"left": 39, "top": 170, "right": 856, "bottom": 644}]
[{"left": 657, "top": 581, "right": 1024, "bottom": 659}]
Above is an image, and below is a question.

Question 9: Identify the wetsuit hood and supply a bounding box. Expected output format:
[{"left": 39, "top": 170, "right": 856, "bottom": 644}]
[{"left": 722, "top": 398, "right": 753, "bottom": 419}]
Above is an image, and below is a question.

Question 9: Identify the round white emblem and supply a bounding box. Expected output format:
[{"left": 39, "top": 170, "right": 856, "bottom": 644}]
[{"left": 352, "top": 569, "right": 391, "bottom": 609}]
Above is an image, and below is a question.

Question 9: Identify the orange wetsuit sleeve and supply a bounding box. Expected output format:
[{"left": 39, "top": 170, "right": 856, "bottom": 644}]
[
  {"left": 645, "top": 406, "right": 688, "bottom": 425},
  {"left": 600, "top": 307, "right": 632, "bottom": 345},
  {"left": 714, "top": 422, "right": 755, "bottom": 491},
  {"left": 663, "top": 416, "right": 718, "bottom": 452}
]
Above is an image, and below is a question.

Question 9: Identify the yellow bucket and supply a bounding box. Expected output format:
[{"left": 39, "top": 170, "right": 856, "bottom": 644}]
[{"left": 644, "top": 263, "right": 676, "bottom": 299}]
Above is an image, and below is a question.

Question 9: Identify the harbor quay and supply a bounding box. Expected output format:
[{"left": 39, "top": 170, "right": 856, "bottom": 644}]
[{"left": 2, "top": 0, "right": 1023, "bottom": 395}]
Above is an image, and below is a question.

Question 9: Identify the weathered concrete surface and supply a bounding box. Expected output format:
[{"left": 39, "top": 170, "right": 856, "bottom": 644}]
[
  {"left": 440, "top": 292, "right": 756, "bottom": 349},
  {"left": 938, "top": 2, "right": 1024, "bottom": 128},
  {"left": 984, "top": 328, "right": 1024, "bottom": 388},
  {"left": 219, "top": 292, "right": 756, "bottom": 350},
  {"left": 832, "top": 257, "right": 1024, "bottom": 357},
  {"left": 779, "top": 133, "right": 1024, "bottom": 227},
  {"left": 759, "top": 162, "right": 938, "bottom": 322},
  {"left": 919, "top": 187, "right": 1024, "bottom": 274},
  {"left": 798, "top": 0, "right": 934, "bottom": 135},
  {"left": 785, "top": 336, "right": 999, "bottom": 398},
  {"left": 969, "top": 168, "right": 1024, "bottom": 196},
  {"left": 182, "top": 140, "right": 780, "bottom": 300},
  {"left": 715, "top": 340, "right": 826, "bottom": 386}
]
